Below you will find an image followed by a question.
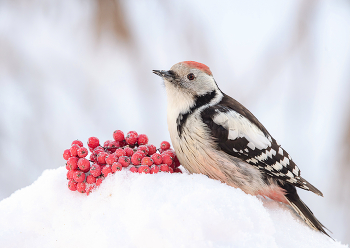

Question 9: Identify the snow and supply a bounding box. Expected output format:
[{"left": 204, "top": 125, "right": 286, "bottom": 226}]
[{"left": 0, "top": 167, "right": 346, "bottom": 248}]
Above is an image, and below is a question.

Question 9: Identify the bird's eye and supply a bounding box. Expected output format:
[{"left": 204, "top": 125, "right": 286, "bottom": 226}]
[{"left": 187, "top": 73, "right": 195, "bottom": 80}]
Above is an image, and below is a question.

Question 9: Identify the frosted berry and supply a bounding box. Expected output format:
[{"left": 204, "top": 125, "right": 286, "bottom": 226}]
[
  {"left": 67, "top": 170, "right": 75, "bottom": 180},
  {"left": 102, "top": 165, "right": 112, "bottom": 177},
  {"left": 86, "top": 175, "right": 96, "bottom": 184},
  {"left": 138, "top": 165, "right": 150, "bottom": 174},
  {"left": 163, "top": 149, "right": 176, "bottom": 159},
  {"left": 125, "top": 132, "right": 138, "bottom": 145},
  {"left": 131, "top": 152, "right": 143, "bottom": 165},
  {"left": 63, "top": 149, "right": 71, "bottom": 160},
  {"left": 137, "top": 145, "right": 149, "bottom": 156},
  {"left": 87, "top": 137, "right": 100, "bottom": 149},
  {"left": 90, "top": 153, "right": 97, "bottom": 163},
  {"left": 141, "top": 157, "right": 153, "bottom": 166},
  {"left": 77, "top": 182, "right": 86, "bottom": 193},
  {"left": 161, "top": 153, "right": 173, "bottom": 166},
  {"left": 86, "top": 185, "right": 96, "bottom": 196},
  {"left": 169, "top": 167, "right": 174, "bottom": 173},
  {"left": 96, "top": 178, "right": 103, "bottom": 186},
  {"left": 72, "top": 140, "right": 84, "bottom": 147},
  {"left": 93, "top": 146, "right": 104, "bottom": 156},
  {"left": 160, "top": 164, "right": 170, "bottom": 172},
  {"left": 66, "top": 157, "right": 79, "bottom": 170},
  {"left": 128, "top": 131, "right": 138, "bottom": 136},
  {"left": 151, "top": 153, "right": 162, "bottom": 165},
  {"left": 105, "top": 154, "right": 117, "bottom": 165},
  {"left": 118, "top": 156, "right": 131, "bottom": 167},
  {"left": 150, "top": 165, "right": 160, "bottom": 174},
  {"left": 174, "top": 168, "right": 182, "bottom": 173},
  {"left": 160, "top": 141, "right": 171, "bottom": 150},
  {"left": 97, "top": 152, "right": 108, "bottom": 164},
  {"left": 104, "top": 140, "right": 119, "bottom": 152},
  {"left": 68, "top": 180, "right": 77, "bottom": 191},
  {"left": 115, "top": 148, "right": 126, "bottom": 158},
  {"left": 90, "top": 163, "right": 101, "bottom": 177},
  {"left": 73, "top": 171, "right": 86, "bottom": 183},
  {"left": 113, "top": 130, "right": 125, "bottom": 142},
  {"left": 112, "top": 162, "right": 123, "bottom": 172},
  {"left": 78, "top": 158, "right": 90, "bottom": 172},
  {"left": 77, "top": 147, "right": 88, "bottom": 158},
  {"left": 70, "top": 144, "right": 80, "bottom": 157},
  {"left": 147, "top": 144, "right": 157, "bottom": 155},
  {"left": 137, "top": 134, "right": 149, "bottom": 145},
  {"left": 129, "top": 166, "right": 138, "bottom": 173},
  {"left": 124, "top": 147, "right": 134, "bottom": 157}
]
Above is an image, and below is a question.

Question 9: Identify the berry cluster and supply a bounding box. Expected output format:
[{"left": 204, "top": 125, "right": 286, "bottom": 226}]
[{"left": 63, "top": 130, "right": 182, "bottom": 195}]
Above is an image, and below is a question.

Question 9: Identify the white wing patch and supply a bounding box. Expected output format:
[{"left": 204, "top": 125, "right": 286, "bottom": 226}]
[{"left": 213, "top": 110, "right": 271, "bottom": 150}]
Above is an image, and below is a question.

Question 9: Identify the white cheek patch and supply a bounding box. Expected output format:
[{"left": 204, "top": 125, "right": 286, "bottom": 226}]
[{"left": 213, "top": 110, "right": 271, "bottom": 150}]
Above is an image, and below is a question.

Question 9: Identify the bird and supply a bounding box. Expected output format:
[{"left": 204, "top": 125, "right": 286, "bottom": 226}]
[{"left": 153, "top": 61, "right": 330, "bottom": 237}]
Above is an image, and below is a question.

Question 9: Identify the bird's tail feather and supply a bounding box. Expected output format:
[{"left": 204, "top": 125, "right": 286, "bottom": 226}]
[{"left": 284, "top": 194, "right": 332, "bottom": 239}]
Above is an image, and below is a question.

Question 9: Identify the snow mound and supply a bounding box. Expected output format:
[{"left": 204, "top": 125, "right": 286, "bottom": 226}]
[{"left": 0, "top": 167, "right": 346, "bottom": 248}]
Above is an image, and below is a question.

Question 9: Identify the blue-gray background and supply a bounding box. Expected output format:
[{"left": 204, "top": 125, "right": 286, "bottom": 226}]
[{"left": 1, "top": 0, "right": 349, "bottom": 244}]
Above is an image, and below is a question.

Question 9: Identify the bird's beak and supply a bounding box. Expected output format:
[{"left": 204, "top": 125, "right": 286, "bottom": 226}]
[{"left": 152, "top": 70, "right": 175, "bottom": 80}]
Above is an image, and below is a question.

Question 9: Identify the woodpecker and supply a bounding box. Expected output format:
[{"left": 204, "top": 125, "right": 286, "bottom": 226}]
[{"left": 153, "top": 61, "right": 330, "bottom": 237}]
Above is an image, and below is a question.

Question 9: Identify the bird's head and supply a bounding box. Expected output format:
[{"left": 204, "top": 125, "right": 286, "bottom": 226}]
[{"left": 153, "top": 61, "right": 219, "bottom": 97}]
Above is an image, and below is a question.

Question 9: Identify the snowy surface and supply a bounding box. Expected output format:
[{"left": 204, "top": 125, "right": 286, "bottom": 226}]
[{"left": 0, "top": 167, "right": 346, "bottom": 248}]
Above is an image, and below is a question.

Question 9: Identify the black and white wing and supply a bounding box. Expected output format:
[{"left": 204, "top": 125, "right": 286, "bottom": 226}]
[{"left": 201, "top": 93, "right": 322, "bottom": 196}]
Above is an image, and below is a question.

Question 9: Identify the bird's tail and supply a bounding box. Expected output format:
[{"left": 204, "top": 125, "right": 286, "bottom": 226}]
[{"left": 283, "top": 185, "right": 332, "bottom": 239}]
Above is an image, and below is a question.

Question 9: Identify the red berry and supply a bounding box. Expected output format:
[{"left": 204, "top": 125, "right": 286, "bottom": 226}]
[
  {"left": 128, "top": 131, "right": 138, "bottom": 136},
  {"left": 118, "top": 156, "right": 131, "bottom": 167},
  {"left": 67, "top": 170, "right": 75, "bottom": 180},
  {"left": 68, "top": 180, "right": 77, "bottom": 191},
  {"left": 174, "top": 156, "right": 180, "bottom": 168},
  {"left": 125, "top": 133, "right": 138, "bottom": 145},
  {"left": 97, "top": 152, "right": 108, "bottom": 164},
  {"left": 137, "top": 145, "right": 149, "bottom": 156},
  {"left": 86, "top": 185, "right": 96, "bottom": 196},
  {"left": 70, "top": 144, "right": 80, "bottom": 157},
  {"left": 137, "top": 134, "right": 149, "bottom": 145},
  {"left": 124, "top": 147, "right": 134, "bottom": 157},
  {"left": 112, "top": 162, "right": 123, "bottom": 172},
  {"left": 174, "top": 168, "right": 182, "bottom": 173},
  {"left": 90, "top": 153, "right": 97, "bottom": 163},
  {"left": 96, "top": 178, "right": 103, "bottom": 186},
  {"left": 141, "top": 157, "right": 153, "bottom": 166},
  {"left": 71, "top": 140, "right": 83, "bottom": 147},
  {"left": 113, "top": 130, "right": 125, "bottom": 142},
  {"left": 77, "top": 147, "right": 88, "bottom": 158},
  {"left": 77, "top": 182, "right": 86, "bottom": 193},
  {"left": 102, "top": 165, "right": 112, "bottom": 177},
  {"left": 73, "top": 171, "right": 86, "bottom": 183},
  {"left": 160, "top": 141, "right": 171, "bottom": 150},
  {"left": 160, "top": 164, "right": 170, "bottom": 172},
  {"left": 115, "top": 148, "right": 126, "bottom": 158},
  {"left": 131, "top": 152, "right": 143, "bottom": 165},
  {"left": 169, "top": 167, "right": 174, "bottom": 173},
  {"left": 161, "top": 154, "right": 173, "bottom": 166},
  {"left": 63, "top": 149, "right": 72, "bottom": 160},
  {"left": 138, "top": 165, "right": 150, "bottom": 174},
  {"left": 78, "top": 158, "right": 90, "bottom": 172},
  {"left": 151, "top": 153, "right": 162, "bottom": 165},
  {"left": 90, "top": 163, "right": 101, "bottom": 177},
  {"left": 129, "top": 166, "right": 138, "bottom": 173},
  {"left": 147, "top": 144, "right": 157, "bottom": 155},
  {"left": 163, "top": 149, "right": 176, "bottom": 159},
  {"left": 150, "top": 165, "right": 160, "bottom": 174},
  {"left": 104, "top": 140, "right": 119, "bottom": 152},
  {"left": 87, "top": 137, "right": 100, "bottom": 149},
  {"left": 93, "top": 146, "right": 104, "bottom": 156},
  {"left": 105, "top": 154, "right": 117, "bottom": 165},
  {"left": 66, "top": 157, "right": 79, "bottom": 170},
  {"left": 86, "top": 175, "right": 96, "bottom": 184}
]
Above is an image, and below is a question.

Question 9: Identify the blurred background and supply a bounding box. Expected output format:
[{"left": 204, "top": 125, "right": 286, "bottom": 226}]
[{"left": 0, "top": 0, "right": 349, "bottom": 243}]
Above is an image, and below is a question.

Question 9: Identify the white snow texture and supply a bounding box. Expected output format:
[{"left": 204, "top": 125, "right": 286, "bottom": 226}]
[{"left": 0, "top": 167, "right": 346, "bottom": 248}]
